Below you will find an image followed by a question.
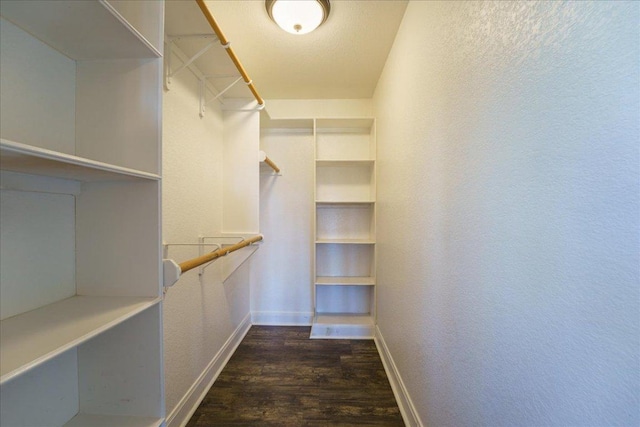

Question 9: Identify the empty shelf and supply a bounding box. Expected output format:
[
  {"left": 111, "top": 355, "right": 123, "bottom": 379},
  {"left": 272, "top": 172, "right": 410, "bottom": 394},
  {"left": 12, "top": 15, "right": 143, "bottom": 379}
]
[
  {"left": 0, "top": 139, "right": 160, "bottom": 182},
  {"left": 315, "top": 276, "right": 375, "bottom": 286},
  {"left": 0, "top": 0, "right": 161, "bottom": 60},
  {"left": 0, "top": 295, "right": 160, "bottom": 384},
  {"left": 316, "top": 238, "right": 375, "bottom": 244},
  {"left": 310, "top": 313, "right": 375, "bottom": 339}
]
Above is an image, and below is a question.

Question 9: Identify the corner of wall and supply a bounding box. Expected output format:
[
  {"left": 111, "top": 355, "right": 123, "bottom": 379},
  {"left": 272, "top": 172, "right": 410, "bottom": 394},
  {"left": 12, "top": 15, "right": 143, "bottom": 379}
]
[
  {"left": 164, "top": 313, "right": 251, "bottom": 427},
  {"left": 374, "top": 326, "right": 424, "bottom": 427}
]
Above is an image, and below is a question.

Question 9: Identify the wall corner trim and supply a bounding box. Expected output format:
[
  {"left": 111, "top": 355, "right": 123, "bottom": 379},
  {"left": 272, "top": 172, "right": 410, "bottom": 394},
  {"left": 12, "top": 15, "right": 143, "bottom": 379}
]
[
  {"left": 165, "top": 314, "right": 252, "bottom": 427},
  {"left": 374, "top": 325, "right": 424, "bottom": 427}
]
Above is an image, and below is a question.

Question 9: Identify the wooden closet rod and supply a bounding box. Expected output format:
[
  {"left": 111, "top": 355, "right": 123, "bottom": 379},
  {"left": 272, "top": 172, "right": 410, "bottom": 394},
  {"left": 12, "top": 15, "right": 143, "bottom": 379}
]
[
  {"left": 263, "top": 156, "right": 280, "bottom": 173},
  {"left": 195, "top": 0, "right": 265, "bottom": 108},
  {"left": 178, "top": 234, "right": 263, "bottom": 273}
]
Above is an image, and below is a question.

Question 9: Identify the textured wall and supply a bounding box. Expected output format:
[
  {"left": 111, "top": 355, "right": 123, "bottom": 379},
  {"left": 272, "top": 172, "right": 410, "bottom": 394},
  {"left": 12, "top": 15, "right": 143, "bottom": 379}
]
[
  {"left": 252, "top": 130, "right": 315, "bottom": 324},
  {"left": 373, "top": 1, "right": 639, "bottom": 426},
  {"left": 162, "top": 50, "right": 250, "bottom": 415},
  {"left": 222, "top": 101, "right": 261, "bottom": 234}
]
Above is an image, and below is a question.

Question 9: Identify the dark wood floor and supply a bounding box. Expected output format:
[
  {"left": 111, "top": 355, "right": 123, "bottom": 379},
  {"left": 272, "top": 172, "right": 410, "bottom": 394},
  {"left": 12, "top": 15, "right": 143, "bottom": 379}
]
[{"left": 186, "top": 326, "right": 405, "bottom": 426}]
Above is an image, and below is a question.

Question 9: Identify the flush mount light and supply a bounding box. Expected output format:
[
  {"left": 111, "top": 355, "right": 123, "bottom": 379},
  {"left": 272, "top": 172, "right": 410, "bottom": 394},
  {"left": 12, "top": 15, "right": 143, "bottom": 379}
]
[{"left": 266, "top": 0, "right": 330, "bottom": 35}]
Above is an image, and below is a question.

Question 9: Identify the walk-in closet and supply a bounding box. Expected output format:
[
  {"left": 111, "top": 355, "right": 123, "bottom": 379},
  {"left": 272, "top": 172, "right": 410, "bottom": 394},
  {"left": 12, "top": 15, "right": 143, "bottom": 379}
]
[{"left": 1, "top": 1, "right": 638, "bottom": 426}]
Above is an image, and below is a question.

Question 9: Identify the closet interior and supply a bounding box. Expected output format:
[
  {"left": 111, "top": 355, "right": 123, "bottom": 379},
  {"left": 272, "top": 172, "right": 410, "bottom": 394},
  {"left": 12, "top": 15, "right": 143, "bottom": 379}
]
[
  {"left": 0, "top": 1, "right": 377, "bottom": 425},
  {"left": 0, "top": 1, "right": 164, "bottom": 426}
]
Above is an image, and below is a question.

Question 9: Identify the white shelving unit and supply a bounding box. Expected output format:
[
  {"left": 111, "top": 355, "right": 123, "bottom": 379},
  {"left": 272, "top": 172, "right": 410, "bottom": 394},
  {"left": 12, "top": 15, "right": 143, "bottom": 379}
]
[
  {"left": 0, "top": 1, "right": 164, "bottom": 425},
  {"left": 311, "top": 118, "right": 377, "bottom": 339}
]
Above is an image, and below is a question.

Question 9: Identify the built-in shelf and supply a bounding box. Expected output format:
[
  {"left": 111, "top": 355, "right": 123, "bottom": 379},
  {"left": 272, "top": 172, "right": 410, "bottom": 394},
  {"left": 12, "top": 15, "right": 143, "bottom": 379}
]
[
  {"left": 0, "top": 1, "right": 164, "bottom": 423},
  {"left": 316, "top": 160, "right": 375, "bottom": 202},
  {"left": 310, "top": 313, "right": 375, "bottom": 339},
  {"left": 313, "top": 117, "right": 376, "bottom": 339},
  {"left": 0, "top": 296, "right": 161, "bottom": 384},
  {"left": 315, "top": 118, "right": 375, "bottom": 161},
  {"left": 314, "top": 313, "right": 375, "bottom": 325},
  {"left": 316, "top": 200, "right": 376, "bottom": 205},
  {"left": 316, "top": 201, "right": 375, "bottom": 206},
  {"left": 316, "top": 159, "right": 375, "bottom": 166},
  {"left": 260, "top": 114, "right": 314, "bottom": 132},
  {"left": 316, "top": 239, "right": 375, "bottom": 244},
  {"left": 315, "top": 118, "right": 375, "bottom": 131},
  {"left": 0, "top": 0, "right": 162, "bottom": 60},
  {"left": 315, "top": 276, "right": 375, "bottom": 286},
  {"left": 0, "top": 139, "right": 161, "bottom": 182}
]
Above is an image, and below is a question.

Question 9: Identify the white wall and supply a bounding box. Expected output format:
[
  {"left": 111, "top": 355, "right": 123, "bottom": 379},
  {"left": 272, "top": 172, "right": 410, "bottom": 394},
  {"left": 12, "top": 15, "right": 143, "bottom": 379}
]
[
  {"left": 373, "top": 1, "right": 639, "bottom": 426},
  {"left": 222, "top": 100, "right": 261, "bottom": 234},
  {"left": 162, "top": 48, "right": 252, "bottom": 423},
  {"left": 252, "top": 129, "right": 315, "bottom": 324}
]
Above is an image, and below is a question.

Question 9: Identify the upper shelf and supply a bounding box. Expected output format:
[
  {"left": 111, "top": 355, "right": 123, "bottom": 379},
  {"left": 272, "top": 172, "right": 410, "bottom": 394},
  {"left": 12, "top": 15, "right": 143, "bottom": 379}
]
[
  {"left": 0, "top": 139, "right": 161, "bottom": 182},
  {"left": 0, "top": 0, "right": 162, "bottom": 59},
  {"left": 316, "top": 160, "right": 375, "bottom": 166},
  {"left": 316, "top": 118, "right": 375, "bottom": 133},
  {"left": 260, "top": 114, "right": 314, "bottom": 132}
]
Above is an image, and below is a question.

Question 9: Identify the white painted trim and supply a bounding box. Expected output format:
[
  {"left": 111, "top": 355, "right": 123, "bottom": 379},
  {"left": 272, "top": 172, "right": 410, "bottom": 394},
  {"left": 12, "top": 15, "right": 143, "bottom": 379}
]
[
  {"left": 374, "top": 325, "right": 424, "bottom": 427},
  {"left": 165, "top": 313, "right": 252, "bottom": 427},
  {"left": 251, "top": 311, "right": 313, "bottom": 326}
]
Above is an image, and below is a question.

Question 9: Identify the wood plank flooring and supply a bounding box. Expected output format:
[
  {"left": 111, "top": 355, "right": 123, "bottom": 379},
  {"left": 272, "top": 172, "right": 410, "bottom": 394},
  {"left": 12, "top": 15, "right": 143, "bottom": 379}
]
[{"left": 186, "top": 326, "right": 405, "bottom": 426}]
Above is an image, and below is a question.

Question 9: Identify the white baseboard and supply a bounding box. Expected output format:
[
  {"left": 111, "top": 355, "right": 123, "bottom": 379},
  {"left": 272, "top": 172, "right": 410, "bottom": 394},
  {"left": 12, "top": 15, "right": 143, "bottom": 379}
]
[
  {"left": 251, "top": 311, "right": 313, "bottom": 326},
  {"left": 165, "top": 313, "right": 252, "bottom": 427},
  {"left": 374, "top": 325, "right": 424, "bottom": 427}
]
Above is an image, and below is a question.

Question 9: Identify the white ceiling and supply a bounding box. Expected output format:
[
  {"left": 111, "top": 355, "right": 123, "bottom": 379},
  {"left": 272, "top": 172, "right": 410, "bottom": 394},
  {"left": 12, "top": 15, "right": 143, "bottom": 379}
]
[{"left": 164, "top": 0, "right": 408, "bottom": 100}]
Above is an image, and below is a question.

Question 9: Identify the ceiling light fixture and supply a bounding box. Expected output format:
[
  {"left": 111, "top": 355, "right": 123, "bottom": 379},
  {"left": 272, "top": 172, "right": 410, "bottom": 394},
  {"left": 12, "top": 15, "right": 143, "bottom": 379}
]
[{"left": 266, "top": 0, "right": 330, "bottom": 35}]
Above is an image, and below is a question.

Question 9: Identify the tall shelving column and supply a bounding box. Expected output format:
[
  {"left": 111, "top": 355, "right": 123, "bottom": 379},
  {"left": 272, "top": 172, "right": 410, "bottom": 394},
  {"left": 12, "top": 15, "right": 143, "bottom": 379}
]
[
  {"left": 0, "top": 1, "right": 165, "bottom": 426},
  {"left": 311, "top": 118, "right": 376, "bottom": 339}
]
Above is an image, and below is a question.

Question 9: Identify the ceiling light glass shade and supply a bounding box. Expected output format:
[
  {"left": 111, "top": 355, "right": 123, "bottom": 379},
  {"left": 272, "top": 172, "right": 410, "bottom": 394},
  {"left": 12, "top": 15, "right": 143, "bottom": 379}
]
[{"left": 266, "top": 0, "right": 330, "bottom": 35}]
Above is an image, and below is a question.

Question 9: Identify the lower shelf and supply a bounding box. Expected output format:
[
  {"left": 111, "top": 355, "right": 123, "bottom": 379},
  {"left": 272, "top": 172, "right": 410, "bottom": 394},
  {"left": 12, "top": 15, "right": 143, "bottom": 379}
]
[
  {"left": 315, "top": 276, "right": 375, "bottom": 286},
  {"left": 65, "top": 414, "right": 163, "bottom": 427},
  {"left": 1, "top": 306, "right": 163, "bottom": 427},
  {"left": 0, "top": 295, "right": 161, "bottom": 384},
  {"left": 310, "top": 313, "right": 375, "bottom": 339}
]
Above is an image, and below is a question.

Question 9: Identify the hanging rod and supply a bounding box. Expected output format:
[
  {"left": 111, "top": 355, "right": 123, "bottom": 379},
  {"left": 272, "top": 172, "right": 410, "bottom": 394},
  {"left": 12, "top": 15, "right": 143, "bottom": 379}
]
[
  {"left": 263, "top": 156, "right": 280, "bottom": 173},
  {"left": 259, "top": 150, "right": 281, "bottom": 173},
  {"left": 195, "top": 0, "right": 265, "bottom": 108},
  {"left": 163, "top": 234, "right": 263, "bottom": 287},
  {"left": 180, "top": 234, "right": 263, "bottom": 273}
]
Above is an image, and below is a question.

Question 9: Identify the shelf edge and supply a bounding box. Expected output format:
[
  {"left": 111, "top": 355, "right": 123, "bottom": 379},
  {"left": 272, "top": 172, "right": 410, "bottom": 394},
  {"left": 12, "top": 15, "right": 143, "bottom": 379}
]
[
  {"left": 0, "top": 139, "right": 161, "bottom": 181},
  {"left": 100, "top": 0, "right": 163, "bottom": 59},
  {"left": 0, "top": 296, "right": 161, "bottom": 385}
]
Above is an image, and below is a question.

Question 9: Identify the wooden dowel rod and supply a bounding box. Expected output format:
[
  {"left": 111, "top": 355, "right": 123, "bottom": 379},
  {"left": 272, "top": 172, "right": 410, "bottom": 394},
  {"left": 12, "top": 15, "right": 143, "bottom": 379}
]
[
  {"left": 178, "top": 235, "right": 263, "bottom": 273},
  {"left": 195, "top": 0, "right": 229, "bottom": 45},
  {"left": 195, "top": 0, "right": 265, "bottom": 106},
  {"left": 264, "top": 156, "right": 280, "bottom": 173},
  {"left": 247, "top": 83, "right": 265, "bottom": 107}
]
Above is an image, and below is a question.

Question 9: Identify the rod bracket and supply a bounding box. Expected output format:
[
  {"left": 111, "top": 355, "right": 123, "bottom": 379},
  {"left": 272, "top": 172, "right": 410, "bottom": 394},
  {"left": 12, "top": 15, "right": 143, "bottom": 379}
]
[
  {"left": 163, "top": 259, "right": 182, "bottom": 289},
  {"left": 164, "top": 34, "right": 219, "bottom": 90},
  {"left": 199, "top": 75, "right": 243, "bottom": 117}
]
